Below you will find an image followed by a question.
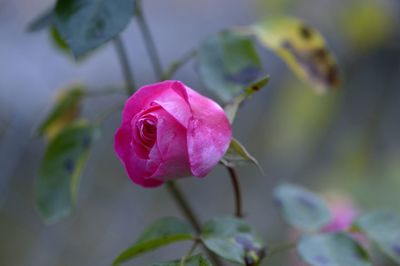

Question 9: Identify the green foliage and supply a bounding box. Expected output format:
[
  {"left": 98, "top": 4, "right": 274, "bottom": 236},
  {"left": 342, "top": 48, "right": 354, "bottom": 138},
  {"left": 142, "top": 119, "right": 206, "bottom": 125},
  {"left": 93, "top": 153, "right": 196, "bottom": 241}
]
[
  {"left": 354, "top": 210, "right": 400, "bottom": 264},
  {"left": 113, "top": 217, "right": 195, "bottom": 266},
  {"left": 222, "top": 138, "right": 262, "bottom": 173},
  {"left": 152, "top": 254, "right": 212, "bottom": 266},
  {"left": 250, "top": 16, "right": 341, "bottom": 93},
  {"left": 224, "top": 76, "right": 269, "bottom": 124},
  {"left": 201, "top": 217, "right": 265, "bottom": 265},
  {"left": 39, "top": 85, "right": 84, "bottom": 140},
  {"left": 35, "top": 121, "right": 95, "bottom": 223},
  {"left": 297, "top": 233, "right": 371, "bottom": 266},
  {"left": 53, "top": 0, "right": 135, "bottom": 57},
  {"left": 196, "top": 30, "right": 266, "bottom": 102},
  {"left": 274, "top": 183, "right": 331, "bottom": 231}
]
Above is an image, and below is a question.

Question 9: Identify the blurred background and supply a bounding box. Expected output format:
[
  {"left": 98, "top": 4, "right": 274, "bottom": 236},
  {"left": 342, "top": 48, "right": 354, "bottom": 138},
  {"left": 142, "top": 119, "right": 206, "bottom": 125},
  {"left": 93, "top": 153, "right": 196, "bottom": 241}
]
[{"left": 1, "top": 0, "right": 400, "bottom": 265}]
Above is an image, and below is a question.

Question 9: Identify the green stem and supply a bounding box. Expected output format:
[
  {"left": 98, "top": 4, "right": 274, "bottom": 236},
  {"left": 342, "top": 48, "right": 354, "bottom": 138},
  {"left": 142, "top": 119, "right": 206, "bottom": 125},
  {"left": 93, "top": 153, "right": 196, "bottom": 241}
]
[
  {"left": 113, "top": 36, "right": 135, "bottom": 94},
  {"left": 136, "top": 0, "right": 163, "bottom": 80},
  {"left": 84, "top": 87, "right": 126, "bottom": 98},
  {"left": 163, "top": 49, "right": 197, "bottom": 80},
  {"left": 166, "top": 182, "right": 222, "bottom": 266},
  {"left": 94, "top": 103, "right": 124, "bottom": 125},
  {"left": 166, "top": 181, "right": 202, "bottom": 232},
  {"left": 267, "top": 242, "right": 296, "bottom": 257},
  {"left": 226, "top": 166, "right": 243, "bottom": 217},
  {"left": 179, "top": 240, "right": 199, "bottom": 266}
]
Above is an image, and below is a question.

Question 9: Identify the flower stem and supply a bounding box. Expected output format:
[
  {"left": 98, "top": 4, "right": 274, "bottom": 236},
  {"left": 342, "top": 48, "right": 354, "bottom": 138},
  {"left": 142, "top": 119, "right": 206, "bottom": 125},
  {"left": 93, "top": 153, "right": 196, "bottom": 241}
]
[
  {"left": 166, "top": 181, "right": 202, "bottom": 232},
  {"left": 136, "top": 0, "right": 163, "bottom": 80},
  {"left": 163, "top": 49, "right": 197, "bottom": 80},
  {"left": 84, "top": 87, "right": 126, "bottom": 97},
  {"left": 113, "top": 36, "right": 135, "bottom": 94},
  {"left": 179, "top": 239, "right": 199, "bottom": 266},
  {"left": 166, "top": 181, "right": 223, "bottom": 266},
  {"left": 267, "top": 242, "right": 296, "bottom": 257},
  {"left": 226, "top": 166, "right": 243, "bottom": 218}
]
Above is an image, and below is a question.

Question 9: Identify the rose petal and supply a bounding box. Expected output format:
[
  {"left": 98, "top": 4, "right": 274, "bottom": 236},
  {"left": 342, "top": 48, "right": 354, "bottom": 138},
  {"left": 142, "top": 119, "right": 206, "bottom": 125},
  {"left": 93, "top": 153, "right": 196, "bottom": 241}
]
[
  {"left": 186, "top": 88, "right": 232, "bottom": 177},
  {"left": 115, "top": 124, "right": 163, "bottom": 187},
  {"left": 121, "top": 81, "right": 191, "bottom": 127},
  {"left": 153, "top": 81, "right": 192, "bottom": 128},
  {"left": 148, "top": 107, "right": 191, "bottom": 180}
]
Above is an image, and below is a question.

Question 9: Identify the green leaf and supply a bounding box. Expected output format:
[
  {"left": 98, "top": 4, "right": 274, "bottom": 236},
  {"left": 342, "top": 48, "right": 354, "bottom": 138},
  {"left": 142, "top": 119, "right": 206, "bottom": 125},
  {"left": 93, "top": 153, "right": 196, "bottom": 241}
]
[
  {"left": 298, "top": 233, "right": 371, "bottom": 266},
  {"left": 53, "top": 0, "right": 135, "bottom": 58},
  {"left": 196, "top": 30, "right": 266, "bottom": 102},
  {"left": 27, "top": 7, "right": 54, "bottom": 32},
  {"left": 152, "top": 254, "right": 212, "bottom": 266},
  {"left": 201, "top": 217, "right": 265, "bottom": 265},
  {"left": 222, "top": 138, "right": 263, "bottom": 173},
  {"left": 274, "top": 183, "right": 331, "bottom": 231},
  {"left": 354, "top": 210, "right": 400, "bottom": 264},
  {"left": 113, "top": 217, "right": 194, "bottom": 266},
  {"left": 224, "top": 76, "right": 269, "bottom": 124},
  {"left": 39, "top": 85, "right": 84, "bottom": 140},
  {"left": 35, "top": 121, "right": 94, "bottom": 223},
  {"left": 250, "top": 16, "right": 341, "bottom": 93}
]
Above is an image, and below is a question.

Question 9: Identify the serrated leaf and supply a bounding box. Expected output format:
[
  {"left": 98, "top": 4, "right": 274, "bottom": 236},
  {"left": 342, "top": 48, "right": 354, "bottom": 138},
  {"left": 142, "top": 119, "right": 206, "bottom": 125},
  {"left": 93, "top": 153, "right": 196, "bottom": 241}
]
[
  {"left": 354, "top": 210, "right": 400, "bottom": 264},
  {"left": 222, "top": 138, "right": 262, "bottom": 173},
  {"left": 152, "top": 254, "right": 212, "bottom": 266},
  {"left": 250, "top": 16, "right": 340, "bottom": 93},
  {"left": 224, "top": 76, "right": 269, "bottom": 124},
  {"left": 274, "top": 183, "right": 331, "bottom": 232},
  {"left": 113, "top": 217, "right": 194, "bottom": 266},
  {"left": 35, "top": 121, "right": 94, "bottom": 223},
  {"left": 196, "top": 30, "right": 266, "bottom": 103},
  {"left": 27, "top": 7, "right": 54, "bottom": 32},
  {"left": 298, "top": 233, "right": 371, "bottom": 266},
  {"left": 53, "top": 0, "right": 135, "bottom": 58},
  {"left": 39, "top": 85, "right": 84, "bottom": 140},
  {"left": 201, "top": 217, "right": 265, "bottom": 265}
]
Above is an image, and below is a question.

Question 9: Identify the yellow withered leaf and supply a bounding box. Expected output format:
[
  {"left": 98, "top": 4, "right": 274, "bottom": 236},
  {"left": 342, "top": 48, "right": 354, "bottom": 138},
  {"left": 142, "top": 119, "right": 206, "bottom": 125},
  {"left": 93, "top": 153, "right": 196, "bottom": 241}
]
[
  {"left": 39, "top": 85, "right": 84, "bottom": 140},
  {"left": 251, "top": 17, "right": 341, "bottom": 93}
]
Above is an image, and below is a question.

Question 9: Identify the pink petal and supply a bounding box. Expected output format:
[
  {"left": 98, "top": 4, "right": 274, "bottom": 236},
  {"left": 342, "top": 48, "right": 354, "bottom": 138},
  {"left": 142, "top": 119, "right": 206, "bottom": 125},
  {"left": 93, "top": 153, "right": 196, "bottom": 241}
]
[
  {"left": 186, "top": 88, "right": 232, "bottom": 177},
  {"left": 148, "top": 107, "right": 191, "bottom": 180},
  {"left": 114, "top": 124, "right": 163, "bottom": 187},
  {"left": 152, "top": 81, "right": 192, "bottom": 128},
  {"left": 121, "top": 81, "right": 191, "bottom": 127}
]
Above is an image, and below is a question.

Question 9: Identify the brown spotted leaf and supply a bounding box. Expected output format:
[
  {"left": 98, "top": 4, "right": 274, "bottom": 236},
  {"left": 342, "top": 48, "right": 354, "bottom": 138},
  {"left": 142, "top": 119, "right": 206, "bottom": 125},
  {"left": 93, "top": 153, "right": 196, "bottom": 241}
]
[{"left": 250, "top": 17, "right": 340, "bottom": 93}]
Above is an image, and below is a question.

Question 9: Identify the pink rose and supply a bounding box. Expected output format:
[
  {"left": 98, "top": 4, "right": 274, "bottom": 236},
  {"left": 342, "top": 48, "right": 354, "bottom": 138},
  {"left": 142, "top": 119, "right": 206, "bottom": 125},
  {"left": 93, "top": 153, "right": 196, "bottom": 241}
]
[
  {"left": 322, "top": 197, "right": 359, "bottom": 233},
  {"left": 114, "top": 80, "right": 232, "bottom": 188},
  {"left": 322, "top": 196, "right": 368, "bottom": 247}
]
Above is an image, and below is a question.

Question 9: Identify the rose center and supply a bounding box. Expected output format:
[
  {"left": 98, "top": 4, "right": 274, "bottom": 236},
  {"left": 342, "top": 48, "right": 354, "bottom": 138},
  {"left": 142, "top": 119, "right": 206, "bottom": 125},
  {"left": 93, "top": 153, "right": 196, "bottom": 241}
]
[{"left": 135, "top": 113, "right": 157, "bottom": 150}]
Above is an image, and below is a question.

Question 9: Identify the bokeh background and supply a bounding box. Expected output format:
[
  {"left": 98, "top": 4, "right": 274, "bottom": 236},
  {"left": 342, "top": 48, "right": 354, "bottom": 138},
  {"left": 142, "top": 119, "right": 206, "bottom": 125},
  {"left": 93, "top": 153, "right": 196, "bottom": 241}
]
[{"left": 1, "top": 0, "right": 400, "bottom": 265}]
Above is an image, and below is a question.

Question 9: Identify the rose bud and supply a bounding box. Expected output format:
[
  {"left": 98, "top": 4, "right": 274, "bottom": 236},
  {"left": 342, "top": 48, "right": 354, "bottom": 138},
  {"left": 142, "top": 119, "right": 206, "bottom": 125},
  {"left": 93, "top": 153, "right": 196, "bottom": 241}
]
[{"left": 114, "top": 80, "right": 232, "bottom": 187}]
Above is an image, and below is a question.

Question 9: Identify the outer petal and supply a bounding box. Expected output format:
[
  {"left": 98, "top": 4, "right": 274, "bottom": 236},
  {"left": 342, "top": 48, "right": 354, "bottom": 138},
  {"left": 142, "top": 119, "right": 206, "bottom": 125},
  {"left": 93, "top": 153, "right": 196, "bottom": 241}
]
[
  {"left": 122, "top": 80, "right": 191, "bottom": 127},
  {"left": 148, "top": 107, "right": 191, "bottom": 181},
  {"left": 185, "top": 87, "right": 232, "bottom": 177}
]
